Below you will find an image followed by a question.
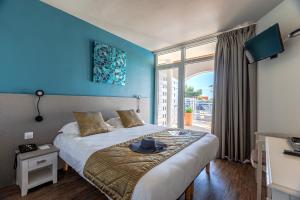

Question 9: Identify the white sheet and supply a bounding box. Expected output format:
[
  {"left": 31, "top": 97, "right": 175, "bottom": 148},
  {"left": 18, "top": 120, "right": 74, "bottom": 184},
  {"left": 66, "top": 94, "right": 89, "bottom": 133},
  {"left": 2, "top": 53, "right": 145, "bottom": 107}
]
[{"left": 54, "top": 123, "right": 219, "bottom": 200}]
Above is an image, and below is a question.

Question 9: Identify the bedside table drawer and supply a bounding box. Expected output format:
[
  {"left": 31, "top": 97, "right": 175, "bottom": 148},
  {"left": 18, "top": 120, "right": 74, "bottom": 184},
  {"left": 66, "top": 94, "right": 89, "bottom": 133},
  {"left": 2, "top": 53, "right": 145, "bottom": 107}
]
[{"left": 28, "top": 153, "right": 56, "bottom": 170}]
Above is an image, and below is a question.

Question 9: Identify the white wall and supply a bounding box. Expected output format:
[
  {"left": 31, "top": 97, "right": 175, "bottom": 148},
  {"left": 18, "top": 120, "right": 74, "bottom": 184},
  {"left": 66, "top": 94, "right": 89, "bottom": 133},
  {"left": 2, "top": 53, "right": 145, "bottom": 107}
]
[{"left": 257, "top": 0, "right": 300, "bottom": 133}]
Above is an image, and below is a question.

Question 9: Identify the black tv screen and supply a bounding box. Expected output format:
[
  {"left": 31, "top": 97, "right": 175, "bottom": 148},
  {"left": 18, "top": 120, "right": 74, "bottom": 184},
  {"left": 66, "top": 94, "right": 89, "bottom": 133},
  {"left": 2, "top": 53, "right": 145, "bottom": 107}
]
[{"left": 244, "top": 23, "right": 284, "bottom": 63}]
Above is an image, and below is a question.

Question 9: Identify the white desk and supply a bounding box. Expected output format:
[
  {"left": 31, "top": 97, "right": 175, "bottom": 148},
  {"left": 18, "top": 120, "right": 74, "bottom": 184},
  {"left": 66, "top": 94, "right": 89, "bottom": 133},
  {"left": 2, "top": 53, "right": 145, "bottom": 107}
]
[{"left": 265, "top": 137, "right": 300, "bottom": 200}]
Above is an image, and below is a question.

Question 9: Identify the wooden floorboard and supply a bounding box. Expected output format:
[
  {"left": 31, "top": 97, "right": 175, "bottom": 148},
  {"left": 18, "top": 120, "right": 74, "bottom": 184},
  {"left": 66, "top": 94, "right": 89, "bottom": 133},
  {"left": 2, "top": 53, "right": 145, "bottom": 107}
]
[{"left": 0, "top": 159, "right": 266, "bottom": 200}]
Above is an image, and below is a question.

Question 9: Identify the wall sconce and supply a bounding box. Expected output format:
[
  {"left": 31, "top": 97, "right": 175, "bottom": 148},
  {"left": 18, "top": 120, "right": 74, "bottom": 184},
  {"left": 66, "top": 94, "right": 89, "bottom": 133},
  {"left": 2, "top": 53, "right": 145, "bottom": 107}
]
[
  {"left": 284, "top": 28, "right": 300, "bottom": 42},
  {"left": 288, "top": 28, "right": 300, "bottom": 39},
  {"left": 35, "top": 90, "right": 44, "bottom": 122},
  {"left": 135, "top": 95, "right": 141, "bottom": 113}
]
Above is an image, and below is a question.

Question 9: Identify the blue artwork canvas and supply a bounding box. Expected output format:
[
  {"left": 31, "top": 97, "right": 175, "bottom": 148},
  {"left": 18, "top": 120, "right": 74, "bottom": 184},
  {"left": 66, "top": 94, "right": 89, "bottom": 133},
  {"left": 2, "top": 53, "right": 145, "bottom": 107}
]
[{"left": 93, "top": 41, "right": 127, "bottom": 85}]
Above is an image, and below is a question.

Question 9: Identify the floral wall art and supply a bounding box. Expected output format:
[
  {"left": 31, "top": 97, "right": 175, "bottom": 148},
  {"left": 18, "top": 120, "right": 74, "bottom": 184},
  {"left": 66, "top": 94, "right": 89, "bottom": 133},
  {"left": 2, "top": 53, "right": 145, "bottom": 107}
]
[{"left": 93, "top": 41, "right": 127, "bottom": 86}]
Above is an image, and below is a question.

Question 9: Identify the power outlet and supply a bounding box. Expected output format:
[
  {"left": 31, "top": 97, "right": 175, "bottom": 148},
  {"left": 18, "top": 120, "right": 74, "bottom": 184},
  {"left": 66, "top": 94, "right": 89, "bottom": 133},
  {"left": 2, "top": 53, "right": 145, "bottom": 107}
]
[{"left": 24, "top": 132, "right": 34, "bottom": 140}]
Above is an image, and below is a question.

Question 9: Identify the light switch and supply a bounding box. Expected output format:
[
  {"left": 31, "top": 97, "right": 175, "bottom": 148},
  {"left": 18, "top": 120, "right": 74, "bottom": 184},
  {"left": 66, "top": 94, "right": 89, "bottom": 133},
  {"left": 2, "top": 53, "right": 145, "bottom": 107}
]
[{"left": 24, "top": 132, "right": 33, "bottom": 140}]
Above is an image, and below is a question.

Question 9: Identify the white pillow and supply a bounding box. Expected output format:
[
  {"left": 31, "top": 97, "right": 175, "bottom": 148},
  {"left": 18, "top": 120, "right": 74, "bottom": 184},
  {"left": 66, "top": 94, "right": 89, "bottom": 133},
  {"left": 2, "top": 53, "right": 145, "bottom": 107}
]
[
  {"left": 59, "top": 121, "right": 113, "bottom": 135},
  {"left": 106, "top": 117, "right": 124, "bottom": 128},
  {"left": 105, "top": 122, "right": 114, "bottom": 129},
  {"left": 58, "top": 122, "right": 80, "bottom": 135}
]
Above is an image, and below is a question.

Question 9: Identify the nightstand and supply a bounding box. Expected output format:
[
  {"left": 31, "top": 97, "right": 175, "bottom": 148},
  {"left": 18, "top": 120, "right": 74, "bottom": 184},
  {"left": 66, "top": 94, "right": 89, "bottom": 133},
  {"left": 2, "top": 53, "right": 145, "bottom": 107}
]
[{"left": 16, "top": 144, "right": 59, "bottom": 196}]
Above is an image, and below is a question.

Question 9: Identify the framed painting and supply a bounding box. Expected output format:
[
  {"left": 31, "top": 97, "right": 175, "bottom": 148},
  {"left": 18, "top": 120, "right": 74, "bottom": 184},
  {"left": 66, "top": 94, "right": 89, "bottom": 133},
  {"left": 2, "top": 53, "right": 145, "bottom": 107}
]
[{"left": 93, "top": 41, "right": 127, "bottom": 86}]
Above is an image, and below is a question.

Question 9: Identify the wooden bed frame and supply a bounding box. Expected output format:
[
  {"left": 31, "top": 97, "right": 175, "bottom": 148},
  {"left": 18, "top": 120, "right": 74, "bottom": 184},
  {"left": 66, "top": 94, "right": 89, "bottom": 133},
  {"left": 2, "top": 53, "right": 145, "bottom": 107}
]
[{"left": 63, "top": 161, "right": 211, "bottom": 200}]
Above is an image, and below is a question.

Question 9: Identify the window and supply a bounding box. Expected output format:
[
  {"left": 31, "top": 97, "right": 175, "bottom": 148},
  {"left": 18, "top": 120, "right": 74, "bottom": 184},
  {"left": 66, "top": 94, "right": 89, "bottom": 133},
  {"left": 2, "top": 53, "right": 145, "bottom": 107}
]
[{"left": 156, "top": 39, "right": 216, "bottom": 129}]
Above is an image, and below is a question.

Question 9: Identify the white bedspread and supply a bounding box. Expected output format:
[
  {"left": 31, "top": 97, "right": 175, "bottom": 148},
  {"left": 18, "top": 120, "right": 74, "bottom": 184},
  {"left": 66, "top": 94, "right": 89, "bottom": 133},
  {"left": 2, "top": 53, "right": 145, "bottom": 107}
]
[{"left": 54, "top": 123, "right": 219, "bottom": 200}]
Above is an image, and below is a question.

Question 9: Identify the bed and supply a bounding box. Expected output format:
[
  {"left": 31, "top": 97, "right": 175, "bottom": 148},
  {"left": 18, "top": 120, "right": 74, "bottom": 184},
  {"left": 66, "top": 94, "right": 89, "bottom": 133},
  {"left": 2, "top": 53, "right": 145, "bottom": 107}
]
[{"left": 54, "top": 122, "right": 219, "bottom": 200}]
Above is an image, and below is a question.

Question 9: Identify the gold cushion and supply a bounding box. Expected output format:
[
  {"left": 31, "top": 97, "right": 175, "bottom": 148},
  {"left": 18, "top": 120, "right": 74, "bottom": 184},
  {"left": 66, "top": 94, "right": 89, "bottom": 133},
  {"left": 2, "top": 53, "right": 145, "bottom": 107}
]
[
  {"left": 73, "top": 112, "right": 110, "bottom": 137},
  {"left": 117, "top": 109, "right": 144, "bottom": 128}
]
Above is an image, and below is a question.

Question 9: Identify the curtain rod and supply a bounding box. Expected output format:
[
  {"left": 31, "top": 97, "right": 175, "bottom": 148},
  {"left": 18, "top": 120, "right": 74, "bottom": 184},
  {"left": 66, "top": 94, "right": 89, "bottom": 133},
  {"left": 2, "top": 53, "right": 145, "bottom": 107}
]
[
  {"left": 153, "top": 22, "right": 256, "bottom": 54},
  {"left": 218, "top": 22, "right": 256, "bottom": 35}
]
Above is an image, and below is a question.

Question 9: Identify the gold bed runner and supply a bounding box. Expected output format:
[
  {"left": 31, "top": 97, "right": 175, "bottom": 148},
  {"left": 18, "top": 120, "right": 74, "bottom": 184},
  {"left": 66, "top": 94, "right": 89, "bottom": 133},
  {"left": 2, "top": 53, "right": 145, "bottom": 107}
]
[{"left": 83, "top": 129, "right": 207, "bottom": 200}]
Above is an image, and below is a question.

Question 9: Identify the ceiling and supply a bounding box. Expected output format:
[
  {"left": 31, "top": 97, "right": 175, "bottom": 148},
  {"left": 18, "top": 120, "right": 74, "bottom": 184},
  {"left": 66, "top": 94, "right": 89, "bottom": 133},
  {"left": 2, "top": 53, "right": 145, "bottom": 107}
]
[{"left": 42, "top": 0, "right": 283, "bottom": 51}]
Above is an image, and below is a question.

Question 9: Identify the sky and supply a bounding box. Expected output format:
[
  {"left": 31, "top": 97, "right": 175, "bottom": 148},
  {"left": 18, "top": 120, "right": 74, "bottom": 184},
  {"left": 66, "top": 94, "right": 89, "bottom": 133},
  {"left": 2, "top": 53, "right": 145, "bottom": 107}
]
[{"left": 186, "top": 72, "right": 214, "bottom": 98}]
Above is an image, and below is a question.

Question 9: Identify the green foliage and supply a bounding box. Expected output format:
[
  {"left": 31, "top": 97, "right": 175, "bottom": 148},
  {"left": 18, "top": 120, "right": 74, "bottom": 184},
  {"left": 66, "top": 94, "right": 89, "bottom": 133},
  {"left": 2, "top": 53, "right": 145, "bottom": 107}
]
[
  {"left": 185, "top": 106, "right": 193, "bottom": 113},
  {"left": 197, "top": 96, "right": 203, "bottom": 100},
  {"left": 185, "top": 86, "right": 202, "bottom": 98}
]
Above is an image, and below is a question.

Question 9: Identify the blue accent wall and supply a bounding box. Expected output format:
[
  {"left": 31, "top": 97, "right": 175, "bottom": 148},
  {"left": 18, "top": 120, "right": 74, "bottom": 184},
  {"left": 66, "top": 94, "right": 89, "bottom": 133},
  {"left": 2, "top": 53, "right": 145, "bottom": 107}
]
[{"left": 0, "top": 0, "right": 155, "bottom": 121}]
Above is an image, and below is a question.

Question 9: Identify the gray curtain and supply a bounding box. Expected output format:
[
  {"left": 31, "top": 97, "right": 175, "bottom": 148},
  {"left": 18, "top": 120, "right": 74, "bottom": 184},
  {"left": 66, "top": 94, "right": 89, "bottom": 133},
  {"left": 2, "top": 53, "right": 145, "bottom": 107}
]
[{"left": 212, "top": 25, "right": 257, "bottom": 162}]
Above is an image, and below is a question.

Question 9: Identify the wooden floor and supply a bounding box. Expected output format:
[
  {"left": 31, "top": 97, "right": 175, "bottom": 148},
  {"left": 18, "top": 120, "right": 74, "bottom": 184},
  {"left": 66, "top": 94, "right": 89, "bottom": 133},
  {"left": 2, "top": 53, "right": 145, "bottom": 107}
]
[{"left": 0, "top": 159, "right": 266, "bottom": 200}]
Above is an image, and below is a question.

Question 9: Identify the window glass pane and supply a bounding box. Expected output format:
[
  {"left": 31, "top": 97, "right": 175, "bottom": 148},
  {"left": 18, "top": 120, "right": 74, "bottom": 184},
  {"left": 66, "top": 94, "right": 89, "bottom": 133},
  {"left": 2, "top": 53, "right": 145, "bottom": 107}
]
[
  {"left": 186, "top": 42, "right": 216, "bottom": 60},
  {"left": 157, "top": 68, "right": 178, "bottom": 128},
  {"left": 184, "top": 60, "right": 214, "bottom": 132},
  {"left": 157, "top": 50, "right": 181, "bottom": 65}
]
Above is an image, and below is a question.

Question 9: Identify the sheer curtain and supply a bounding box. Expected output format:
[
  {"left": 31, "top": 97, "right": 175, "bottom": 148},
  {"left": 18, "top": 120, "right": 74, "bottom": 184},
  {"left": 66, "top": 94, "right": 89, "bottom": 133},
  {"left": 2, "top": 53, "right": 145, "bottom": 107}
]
[{"left": 212, "top": 25, "right": 257, "bottom": 162}]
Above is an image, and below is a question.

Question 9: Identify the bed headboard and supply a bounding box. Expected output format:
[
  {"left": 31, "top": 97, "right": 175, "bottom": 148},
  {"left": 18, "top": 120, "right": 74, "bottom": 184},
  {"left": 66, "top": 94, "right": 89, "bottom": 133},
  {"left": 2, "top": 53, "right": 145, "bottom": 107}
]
[{"left": 0, "top": 93, "right": 151, "bottom": 187}]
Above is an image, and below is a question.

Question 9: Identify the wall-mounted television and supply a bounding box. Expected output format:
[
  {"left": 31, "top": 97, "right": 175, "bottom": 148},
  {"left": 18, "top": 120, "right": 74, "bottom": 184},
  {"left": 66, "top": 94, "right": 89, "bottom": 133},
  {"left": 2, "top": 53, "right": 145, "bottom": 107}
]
[{"left": 244, "top": 23, "right": 284, "bottom": 63}]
